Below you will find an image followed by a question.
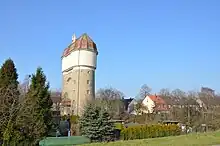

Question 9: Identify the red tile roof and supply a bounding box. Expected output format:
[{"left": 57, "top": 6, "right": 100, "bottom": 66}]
[
  {"left": 148, "top": 95, "right": 168, "bottom": 111},
  {"left": 62, "top": 33, "right": 98, "bottom": 57}
]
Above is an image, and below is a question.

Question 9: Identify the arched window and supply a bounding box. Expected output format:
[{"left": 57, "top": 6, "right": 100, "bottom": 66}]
[
  {"left": 64, "top": 92, "right": 68, "bottom": 99},
  {"left": 62, "top": 92, "right": 71, "bottom": 107},
  {"left": 67, "top": 77, "right": 72, "bottom": 82}
]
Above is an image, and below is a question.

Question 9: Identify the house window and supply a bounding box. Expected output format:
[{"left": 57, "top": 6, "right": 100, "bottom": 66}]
[
  {"left": 87, "top": 90, "right": 90, "bottom": 94},
  {"left": 87, "top": 80, "right": 90, "bottom": 84}
]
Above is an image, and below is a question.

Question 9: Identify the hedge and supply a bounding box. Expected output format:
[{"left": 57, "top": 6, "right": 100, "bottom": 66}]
[{"left": 120, "top": 124, "right": 181, "bottom": 140}]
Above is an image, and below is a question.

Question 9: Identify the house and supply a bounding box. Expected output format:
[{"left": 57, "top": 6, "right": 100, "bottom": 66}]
[
  {"left": 196, "top": 93, "right": 220, "bottom": 110},
  {"left": 50, "top": 91, "right": 62, "bottom": 112},
  {"left": 201, "top": 87, "right": 215, "bottom": 96},
  {"left": 127, "top": 99, "right": 138, "bottom": 115},
  {"left": 144, "top": 95, "right": 168, "bottom": 114},
  {"left": 50, "top": 91, "right": 62, "bottom": 125},
  {"left": 128, "top": 95, "right": 168, "bottom": 115},
  {"left": 123, "top": 98, "right": 134, "bottom": 111},
  {"left": 159, "top": 95, "right": 174, "bottom": 109}
]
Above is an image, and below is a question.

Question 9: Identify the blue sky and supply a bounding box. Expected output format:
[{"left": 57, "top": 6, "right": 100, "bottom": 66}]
[{"left": 0, "top": 0, "right": 219, "bottom": 97}]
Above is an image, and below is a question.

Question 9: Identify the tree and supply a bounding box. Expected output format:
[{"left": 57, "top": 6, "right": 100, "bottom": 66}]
[
  {"left": 159, "top": 88, "right": 171, "bottom": 96},
  {"left": 138, "top": 84, "right": 151, "bottom": 99},
  {"left": 99, "top": 110, "right": 114, "bottom": 141},
  {"left": 96, "top": 87, "right": 124, "bottom": 100},
  {"left": 80, "top": 104, "right": 101, "bottom": 141},
  {"left": 20, "top": 67, "right": 53, "bottom": 144},
  {"left": 0, "top": 58, "right": 19, "bottom": 90},
  {"left": 171, "top": 89, "right": 186, "bottom": 98},
  {"left": 134, "top": 101, "right": 148, "bottom": 115},
  {"left": 79, "top": 103, "right": 114, "bottom": 142},
  {"left": 0, "top": 59, "right": 20, "bottom": 145},
  {"left": 96, "top": 87, "right": 125, "bottom": 119},
  {"left": 0, "top": 87, "right": 22, "bottom": 145}
]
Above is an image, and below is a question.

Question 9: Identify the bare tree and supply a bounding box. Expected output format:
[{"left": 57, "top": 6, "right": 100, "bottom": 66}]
[
  {"left": 171, "top": 88, "right": 186, "bottom": 98},
  {"left": 159, "top": 88, "right": 171, "bottom": 96},
  {"left": 138, "top": 84, "right": 152, "bottom": 99},
  {"left": 96, "top": 87, "right": 125, "bottom": 119},
  {"left": 0, "top": 87, "right": 29, "bottom": 145},
  {"left": 96, "top": 87, "right": 124, "bottom": 100}
]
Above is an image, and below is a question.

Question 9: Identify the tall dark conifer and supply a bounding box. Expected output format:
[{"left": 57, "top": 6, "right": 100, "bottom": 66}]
[
  {"left": 0, "top": 58, "right": 19, "bottom": 145},
  {"left": 27, "top": 67, "right": 53, "bottom": 138},
  {"left": 0, "top": 59, "right": 18, "bottom": 86}
]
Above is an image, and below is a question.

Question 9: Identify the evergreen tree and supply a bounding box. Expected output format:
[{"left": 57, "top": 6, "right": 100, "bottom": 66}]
[
  {"left": 0, "top": 58, "right": 20, "bottom": 145},
  {"left": 0, "top": 58, "right": 19, "bottom": 89},
  {"left": 0, "top": 58, "right": 19, "bottom": 102},
  {"left": 79, "top": 103, "right": 114, "bottom": 142},
  {"left": 100, "top": 110, "right": 114, "bottom": 141},
  {"left": 80, "top": 104, "right": 102, "bottom": 142},
  {"left": 22, "top": 67, "right": 53, "bottom": 144}
]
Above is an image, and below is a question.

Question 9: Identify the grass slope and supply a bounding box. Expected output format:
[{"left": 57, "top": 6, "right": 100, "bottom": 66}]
[{"left": 83, "top": 131, "right": 220, "bottom": 146}]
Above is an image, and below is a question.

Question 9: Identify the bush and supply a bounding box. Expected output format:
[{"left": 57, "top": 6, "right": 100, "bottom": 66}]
[{"left": 120, "top": 124, "right": 181, "bottom": 140}]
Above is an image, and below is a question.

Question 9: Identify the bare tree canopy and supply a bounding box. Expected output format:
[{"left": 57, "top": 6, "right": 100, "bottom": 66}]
[
  {"left": 137, "top": 84, "right": 152, "bottom": 99},
  {"left": 95, "top": 87, "right": 125, "bottom": 119},
  {"left": 159, "top": 88, "right": 171, "bottom": 96},
  {"left": 96, "top": 87, "right": 125, "bottom": 100},
  {"left": 171, "top": 88, "right": 186, "bottom": 98}
]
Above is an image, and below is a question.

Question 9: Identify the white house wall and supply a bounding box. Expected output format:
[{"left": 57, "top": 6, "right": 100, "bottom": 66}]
[{"left": 142, "top": 96, "right": 155, "bottom": 113}]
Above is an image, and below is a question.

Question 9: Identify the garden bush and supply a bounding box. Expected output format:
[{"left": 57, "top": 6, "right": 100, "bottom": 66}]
[{"left": 120, "top": 124, "right": 181, "bottom": 140}]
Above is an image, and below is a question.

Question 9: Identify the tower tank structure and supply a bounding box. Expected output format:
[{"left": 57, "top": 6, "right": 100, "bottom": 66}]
[{"left": 61, "top": 33, "right": 98, "bottom": 116}]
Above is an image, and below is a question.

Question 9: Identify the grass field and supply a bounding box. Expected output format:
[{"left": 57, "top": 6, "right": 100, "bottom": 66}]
[{"left": 82, "top": 131, "right": 220, "bottom": 146}]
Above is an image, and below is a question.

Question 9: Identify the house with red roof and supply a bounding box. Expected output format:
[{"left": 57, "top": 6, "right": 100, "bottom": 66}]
[
  {"left": 128, "top": 94, "right": 169, "bottom": 115},
  {"left": 143, "top": 95, "right": 168, "bottom": 113}
]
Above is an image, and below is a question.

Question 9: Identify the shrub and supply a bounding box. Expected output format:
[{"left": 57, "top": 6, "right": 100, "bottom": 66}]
[{"left": 120, "top": 124, "right": 181, "bottom": 140}]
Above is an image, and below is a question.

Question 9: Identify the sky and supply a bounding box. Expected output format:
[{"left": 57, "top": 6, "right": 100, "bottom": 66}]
[{"left": 0, "top": 0, "right": 220, "bottom": 97}]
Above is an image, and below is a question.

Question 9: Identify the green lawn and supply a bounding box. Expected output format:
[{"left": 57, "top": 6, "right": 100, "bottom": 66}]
[{"left": 82, "top": 131, "right": 220, "bottom": 146}]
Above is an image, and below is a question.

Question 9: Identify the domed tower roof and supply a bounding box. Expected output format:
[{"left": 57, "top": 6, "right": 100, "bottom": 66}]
[{"left": 62, "top": 33, "right": 98, "bottom": 57}]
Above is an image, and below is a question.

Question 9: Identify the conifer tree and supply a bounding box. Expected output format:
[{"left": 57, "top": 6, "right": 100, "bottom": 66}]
[
  {"left": 80, "top": 104, "right": 102, "bottom": 141},
  {"left": 24, "top": 67, "right": 53, "bottom": 142},
  {"left": 100, "top": 110, "right": 114, "bottom": 141},
  {"left": 0, "top": 58, "right": 20, "bottom": 145},
  {"left": 79, "top": 103, "right": 114, "bottom": 142},
  {"left": 0, "top": 58, "right": 19, "bottom": 88}
]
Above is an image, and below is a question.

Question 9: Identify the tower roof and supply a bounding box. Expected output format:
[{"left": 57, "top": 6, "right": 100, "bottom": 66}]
[{"left": 63, "top": 33, "right": 98, "bottom": 57}]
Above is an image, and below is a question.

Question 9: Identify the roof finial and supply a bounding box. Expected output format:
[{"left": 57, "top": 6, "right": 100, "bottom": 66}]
[{"left": 72, "top": 33, "right": 76, "bottom": 43}]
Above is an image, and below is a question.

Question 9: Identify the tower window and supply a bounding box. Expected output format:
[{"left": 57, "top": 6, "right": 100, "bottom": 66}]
[
  {"left": 87, "top": 80, "right": 90, "bottom": 84},
  {"left": 73, "top": 80, "right": 76, "bottom": 84},
  {"left": 87, "top": 71, "right": 90, "bottom": 74},
  {"left": 87, "top": 90, "right": 90, "bottom": 94},
  {"left": 73, "top": 90, "right": 75, "bottom": 93},
  {"left": 67, "top": 77, "right": 71, "bottom": 82},
  {"left": 64, "top": 92, "right": 68, "bottom": 99}
]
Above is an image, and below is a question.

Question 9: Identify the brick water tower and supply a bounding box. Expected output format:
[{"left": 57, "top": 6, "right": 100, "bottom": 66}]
[{"left": 61, "top": 33, "right": 98, "bottom": 116}]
